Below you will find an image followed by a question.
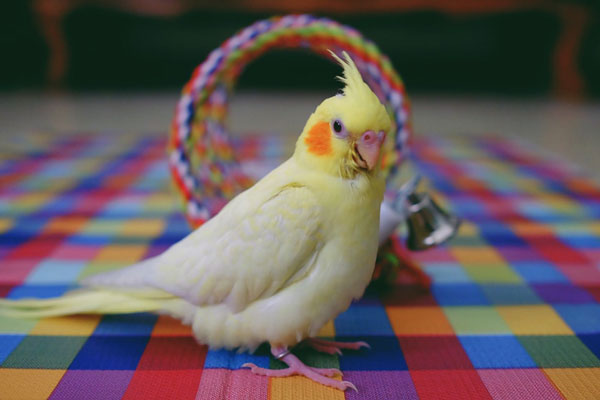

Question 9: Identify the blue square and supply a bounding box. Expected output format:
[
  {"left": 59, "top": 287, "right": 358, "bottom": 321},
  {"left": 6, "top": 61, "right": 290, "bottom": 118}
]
[
  {"left": 554, "top": 304, "right": 600, "bottom": 334},
  {"left": 93, "top": 313, "right": 157, "bottom": 336},
  {"left": 432, "top": 283, "right": 489, "bottom": 306},
  {"left": 578, "top": 334, "right": 600, "bottom": 359},
  {"left": 423, "top": 263, "right": 471, "bottom": 283},
  {"left": 459, "top": 335, "right": 536, "bottom": 368},
  {"left": 338, "top": 335, "right": 406, "bottom": 371},
  {"left": 512, "top": 261, "right": 568, "bottom": 283},
  {"left": 25, "top": 259, "right": 87, "bottom": 284},
  {"left": 559, "top": 234, "right": 600, "bottom": 249},
  {"left": 334, "top": 304, "right": 394, "bottom": 336},
  {"left": 69, "top": 335, "right": 149, "bottom": 370},
  {"left": 8, "top": 284, "right": 72, "bottom": 299},
  {"left": 481, "top": 284, "right": 542, "bottom": 305},
  {"left": 204, "top": 347, "right": 270, "bottom": 369},
  {"left": 0, "top": 334, "right": 25, "bottom": 363}
]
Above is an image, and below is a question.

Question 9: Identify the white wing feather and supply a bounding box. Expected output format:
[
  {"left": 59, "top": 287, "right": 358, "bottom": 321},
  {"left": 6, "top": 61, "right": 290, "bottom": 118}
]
[{"left": 85, "top": 185, "right": 322, "bottom": 313}]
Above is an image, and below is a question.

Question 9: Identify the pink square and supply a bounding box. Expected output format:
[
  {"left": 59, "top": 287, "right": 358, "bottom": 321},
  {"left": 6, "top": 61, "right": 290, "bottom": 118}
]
[
  {"left": 478, "top": 369, "right": 562, "bottom": 400},
  {"left": 559, "top": 264, "right": 600, "bottom": 285},
  {"left": 50, "top": 244, "right": 102, "bottom": 260},
  {"left": 413, "top": 246, "right": 456, "bottom": 263},
  {"left": 195, "top": 369, "right": 268, "bottom": 400},
  {"left": 0, "top": 259, "right": 40, "bottom": 283}
]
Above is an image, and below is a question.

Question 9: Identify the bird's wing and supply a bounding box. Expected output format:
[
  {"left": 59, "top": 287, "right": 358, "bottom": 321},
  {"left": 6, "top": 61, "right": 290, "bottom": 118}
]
[{"left": 148, "top": 184, "right": 323, "bottom": 312}]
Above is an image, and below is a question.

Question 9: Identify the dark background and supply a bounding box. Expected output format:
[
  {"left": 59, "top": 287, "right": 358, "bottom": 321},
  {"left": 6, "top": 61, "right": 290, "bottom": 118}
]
[{"left": 2, "top": 1, "right": 599, "bottom": 97}]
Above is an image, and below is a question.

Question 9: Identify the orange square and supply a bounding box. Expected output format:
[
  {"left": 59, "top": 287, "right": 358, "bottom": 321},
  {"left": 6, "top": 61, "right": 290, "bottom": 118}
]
[
  {"left": 152, "top": 315, "right": 193, "bottom": 337},
  {"left": 544, "top": 368, "right": 600, "bottom": 399},
  {"left": 497, "top": 305, "right": 573, "bottom": 335},
  {"left": 450, "top": 247, "right": 505, "bottom": 265},
  {"left": 44, "top": 216, "right": 89, "bottom": 234},
  {"left": 94, "top": 245, "right": 148, "bottom": 263},
  {"left": 0, "top": 369, "right": 66, "bottom": 400},
  {"left": 386, "top": 306, "right": 455, "bottom": 335},
  {"left": 30, "top": 315, "right": 101, "bottom": 336},
  {"left": 510, "top": 222, "right": 554, "bottom": 236}
]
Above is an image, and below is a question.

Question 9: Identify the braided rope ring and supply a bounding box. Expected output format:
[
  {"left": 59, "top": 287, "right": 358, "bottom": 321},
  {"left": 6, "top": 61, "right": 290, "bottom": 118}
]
[{"left": 169, "top": 14, "right": 412, "bottom": 228}]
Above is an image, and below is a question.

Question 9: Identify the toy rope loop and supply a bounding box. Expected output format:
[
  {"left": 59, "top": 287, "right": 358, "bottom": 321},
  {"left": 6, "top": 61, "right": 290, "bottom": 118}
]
[{"left": 169, "top": 14, "right": 412, "bottom": 228}]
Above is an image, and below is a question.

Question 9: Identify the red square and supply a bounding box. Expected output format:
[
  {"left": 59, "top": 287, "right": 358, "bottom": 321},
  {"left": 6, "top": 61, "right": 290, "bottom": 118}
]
[
  {"left": 6, "top": 238, "right": 64, "bottom": 260},
  {"left": 398, "top": 336, "right": 473, "bottom": 370},
  {"left": 137, "top": 337, "right": 208, "bottom": 370},
  {"left": 411, "top": 369, "right": 492, "bottom": 400},
  {"left": 529, "top": 239, "right": 589, "bottom": 264},
  {"left": 122, "top": 369, "right": 203, "bottom": 400}
]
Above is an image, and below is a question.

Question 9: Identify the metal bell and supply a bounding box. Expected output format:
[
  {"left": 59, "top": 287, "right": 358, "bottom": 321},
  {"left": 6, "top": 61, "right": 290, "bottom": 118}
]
[{"left": 405, "top": 192, "right": 461, "bottom": 251}]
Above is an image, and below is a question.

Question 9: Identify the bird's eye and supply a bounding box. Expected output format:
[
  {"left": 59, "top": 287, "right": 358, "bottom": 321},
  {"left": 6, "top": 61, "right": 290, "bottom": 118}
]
[{"left": 332, "top": 119, "right": 346, "bottom": 138}]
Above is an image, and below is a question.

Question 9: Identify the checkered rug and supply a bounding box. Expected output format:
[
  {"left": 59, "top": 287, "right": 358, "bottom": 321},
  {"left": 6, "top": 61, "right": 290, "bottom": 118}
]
[{"left": 0, "top": 133, "right": 599, "bottom": 399}]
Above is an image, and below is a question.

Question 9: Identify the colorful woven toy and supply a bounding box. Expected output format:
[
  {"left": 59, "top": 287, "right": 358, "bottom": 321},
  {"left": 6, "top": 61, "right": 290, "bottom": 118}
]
[{"left": 168, "top": 14, "right": 412, "bottom": 228}]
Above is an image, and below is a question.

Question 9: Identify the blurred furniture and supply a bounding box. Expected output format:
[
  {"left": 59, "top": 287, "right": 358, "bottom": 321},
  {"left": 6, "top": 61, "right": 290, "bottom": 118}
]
[{"left": 27, "top": 1, "right": 599, "bottom": 97}]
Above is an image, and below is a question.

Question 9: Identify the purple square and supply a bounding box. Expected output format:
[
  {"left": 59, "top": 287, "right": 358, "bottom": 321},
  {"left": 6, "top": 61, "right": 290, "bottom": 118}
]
[
  {"left": 49, "top": 370, "right": 134, "bottom": 400},
  {"left": 532, "top": 283, "right": 595, "bottom": 304},
  {"left": 344, "top": 371, "right": 418, "bottom": 400}
]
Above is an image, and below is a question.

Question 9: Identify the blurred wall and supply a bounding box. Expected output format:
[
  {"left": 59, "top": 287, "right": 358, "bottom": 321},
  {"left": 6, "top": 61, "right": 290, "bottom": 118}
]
[{"left": 2, "top": 1, "right": 599, "bottom": 97}]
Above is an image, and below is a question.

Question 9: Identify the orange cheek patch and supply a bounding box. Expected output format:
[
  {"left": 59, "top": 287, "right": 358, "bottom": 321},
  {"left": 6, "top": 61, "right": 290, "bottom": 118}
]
[{"left": 304, "top": 121, "right": 333, "bottom": 156}]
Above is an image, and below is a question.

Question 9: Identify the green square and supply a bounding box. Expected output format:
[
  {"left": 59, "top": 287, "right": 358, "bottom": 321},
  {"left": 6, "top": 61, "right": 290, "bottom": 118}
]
[
  {"left": 0, "top": 315, "right": 38, "bottom": 334},
  {"left": 270, "top": 347, "right": 339, "bottom": 370},
  {"left": 448, "top": 236, "right": 488, "bottom": 247},
  {"left": 2, "top": 335, "right": 88, "bottom": 369},
  {"left": 518, "top": 335, "right": 600, "bottom": 368},
  {"left": 78, "top": 262, "right": 128, "bottom": 280},
  {"left": 463, "top": 265, "right": 522, "bottom": 283},
  {"left": 82, "top": 220, "right": 123, "bottom": 235},
  {"left": 444, "top": 306, "right": 511, "bottom": 334},
  {"left": 481, "top": 284, "right": 542, "bottom": 305}
]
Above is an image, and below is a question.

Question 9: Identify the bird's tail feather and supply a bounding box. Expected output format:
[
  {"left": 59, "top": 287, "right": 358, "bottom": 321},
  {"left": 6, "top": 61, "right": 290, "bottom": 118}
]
[{"left": 0, "top": 289, "right": 172, "bottom": 318}]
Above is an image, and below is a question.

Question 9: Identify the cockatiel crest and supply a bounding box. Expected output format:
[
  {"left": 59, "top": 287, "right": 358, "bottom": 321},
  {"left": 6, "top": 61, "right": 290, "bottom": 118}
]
[
  {"left": 296, "top": 51, "right": 391, "bottom": 179},
  {"left": 1, "top": 51, "right": 393, "bottom": 392}
]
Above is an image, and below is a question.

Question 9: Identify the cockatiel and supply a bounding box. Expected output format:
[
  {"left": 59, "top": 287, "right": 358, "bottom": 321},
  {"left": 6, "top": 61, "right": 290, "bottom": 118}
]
[{"left": 0, "top": 51, "right": 392, "bottom": 391}]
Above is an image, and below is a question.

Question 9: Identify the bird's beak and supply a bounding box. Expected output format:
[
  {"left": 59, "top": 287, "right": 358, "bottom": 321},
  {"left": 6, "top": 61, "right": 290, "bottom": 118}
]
[{"left": 355, "top": 130, "right": 385, "bottom": 171}]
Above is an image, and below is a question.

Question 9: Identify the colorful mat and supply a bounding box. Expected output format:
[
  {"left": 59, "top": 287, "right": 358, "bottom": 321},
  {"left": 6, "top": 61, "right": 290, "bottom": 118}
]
[{"left": 0, "top": 133, "right": 599, "bottom": 400}]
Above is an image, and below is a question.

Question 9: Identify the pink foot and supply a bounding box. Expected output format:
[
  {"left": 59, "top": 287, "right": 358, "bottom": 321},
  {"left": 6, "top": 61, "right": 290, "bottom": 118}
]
[
  {"left": 242, "top": 346, "right": 357, "bottom": 392},
  {"left": 304, "top": 337, "right": 370, "bottom": 355}
]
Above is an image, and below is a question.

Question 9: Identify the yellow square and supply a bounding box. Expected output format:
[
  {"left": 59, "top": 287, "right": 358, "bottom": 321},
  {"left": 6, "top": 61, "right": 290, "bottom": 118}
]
[
  {"left": 270, "top": 375, "right": 345, "bottom": 400},
  {"left": 544, "top": 368, "right": 600, "bottom": 400},
  {"left": 13, "top": 193, "right": 51, "bottom": 212},
  {"left": 386, "top": 306, "right": 455, "bottom": 335},
  {"left": 0, "top": 369, "right": 66, "bottom": 400},
  {"left": 120, "top": 219, "right": 166, "bottom": 237},
  {"left": 316, "top": 320, "right": 336, "bottom": 338},
  {"left": 0, "top": 218, "right": 14, "bottom": 234},
  {"left": 30, "top": 315, "right": 101, "bottom": 336},
  {"left": 451, "top": 247, "right": 506, "bottom": 265},
  {"left": 497, "top": 305, "right": 573, "bottom": 335},
  {"left": 94, "top": 245, "right": 148, "bottom": 263},
  {"left": 456, "top": 221, "right": 479, "bottom": 237},
  {"left": 463, "top": 264, "right": 522, "bottom": 283}
]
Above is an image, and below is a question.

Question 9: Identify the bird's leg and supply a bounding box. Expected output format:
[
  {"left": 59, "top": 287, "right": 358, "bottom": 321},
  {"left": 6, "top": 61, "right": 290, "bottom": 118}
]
[
  {"left": 242, "top": 346, "right": 357, "bottom": 392},
  {"left": 303, "top": 337, "right": 370, "bottom": 355}
]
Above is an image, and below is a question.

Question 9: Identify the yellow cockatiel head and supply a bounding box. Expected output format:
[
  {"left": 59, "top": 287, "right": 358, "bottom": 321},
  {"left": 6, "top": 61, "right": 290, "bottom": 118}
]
[{"left": 295, "top": 51, "right": 392, "bottom": 179}]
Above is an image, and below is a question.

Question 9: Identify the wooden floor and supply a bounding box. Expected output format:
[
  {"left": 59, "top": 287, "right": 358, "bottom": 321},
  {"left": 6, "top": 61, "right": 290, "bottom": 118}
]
[{"left": 1, "top": 92, "right": 599, "bottom": 182}]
